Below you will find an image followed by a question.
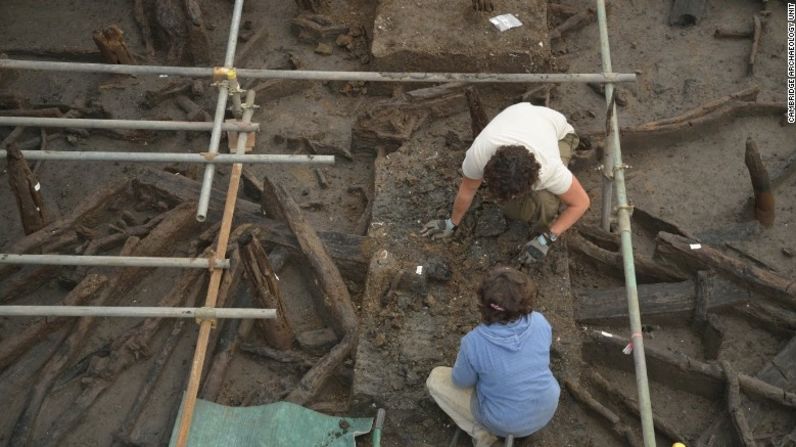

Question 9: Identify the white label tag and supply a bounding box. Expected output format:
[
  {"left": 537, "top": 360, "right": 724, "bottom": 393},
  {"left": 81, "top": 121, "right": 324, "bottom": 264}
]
[
  {"left": 689, "top": 243, "right": 702, "bottom": 250},
  {"left": 416, "top": 266, "right": 423, "bottom": 275},
  {"left": 489, "top": 14, "right": 523, "bottom": 32},
  {"left": 600, "top": 331, "right": 614, "bottom": 338},
  {"left": 34, "top": 182, "right": 41, "bottom": 191}
]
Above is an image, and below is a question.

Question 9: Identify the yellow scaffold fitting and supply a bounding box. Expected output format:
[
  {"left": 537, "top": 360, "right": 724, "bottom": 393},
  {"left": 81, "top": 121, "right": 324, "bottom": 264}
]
[{"left": 212, "top": 66, "right": 238, "bottom": 82}]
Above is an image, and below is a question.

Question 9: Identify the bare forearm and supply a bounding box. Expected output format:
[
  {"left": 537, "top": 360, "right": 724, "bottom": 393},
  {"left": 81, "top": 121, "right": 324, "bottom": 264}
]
[
  {"left": 451, "top": 192, "right": 474, "bottom": 226},
  {"left": 549, "top": 204, "right": 587, "bottom": 236},
  {"left": 450, "top": 177, "right": 482, "bottom": 226}
]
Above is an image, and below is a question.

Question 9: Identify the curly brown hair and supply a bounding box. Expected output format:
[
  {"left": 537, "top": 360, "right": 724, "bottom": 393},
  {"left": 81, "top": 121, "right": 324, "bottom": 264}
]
[
  {"left": 477, "top": 266, "right": 537, "bottom": 325},
  {"left": 482, "top": 145, "right": 541, "bottom": 202}
]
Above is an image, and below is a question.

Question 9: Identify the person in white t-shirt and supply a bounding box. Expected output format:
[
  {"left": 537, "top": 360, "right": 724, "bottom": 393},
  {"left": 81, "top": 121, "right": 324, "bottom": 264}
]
[{"left": 421, "top": 103, "right": 590, "bottom": 264}]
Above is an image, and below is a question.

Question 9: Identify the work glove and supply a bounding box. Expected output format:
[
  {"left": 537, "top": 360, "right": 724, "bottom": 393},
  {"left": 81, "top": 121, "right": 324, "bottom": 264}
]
[
  {"left": 517, "top": 232, "right": 556, "bottom": 265},
  {"left": 420, "top": 218, "right": 456, "bottom": 240}
]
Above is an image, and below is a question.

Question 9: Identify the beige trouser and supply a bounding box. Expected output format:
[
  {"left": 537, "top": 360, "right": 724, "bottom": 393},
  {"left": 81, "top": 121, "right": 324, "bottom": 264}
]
[
  {"left": 500, "top": 133, "right": 579, "bottom": 230},
  {"left": 426, "top": 367, "right": 498, "bottom": 447}
]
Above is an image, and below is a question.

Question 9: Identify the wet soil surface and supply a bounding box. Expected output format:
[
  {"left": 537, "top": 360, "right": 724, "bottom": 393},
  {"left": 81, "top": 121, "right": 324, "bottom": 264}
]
[{"left": 1, "top": 0, "right": 795, "bottom": 446}]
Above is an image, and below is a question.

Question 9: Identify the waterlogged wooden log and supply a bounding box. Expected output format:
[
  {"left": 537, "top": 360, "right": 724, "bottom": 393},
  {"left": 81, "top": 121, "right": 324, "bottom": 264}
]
[
  {"left": 239, "top": 233, "right": 294, "bottom": 350},
  {"left": 6, "top": 142, "right": 52, "bottom": 234},
  {"left": 569, "top": 231, "right": 687, "bottom": 283},
  {"left": 263, "top": 176, "right": 358, "bottom": 405},
  {"left": 563, "top": 377, "right": 642, "bottom": 447},
  {"left": 92, "top": 25, "right": 135, "bottom": 64},
  {"left": 465, "top": 87, "right": 489, "bottom": 140},
  {"left": 655, "top": 232, "right": 796, "bottom": 309},
  {"left": 744, "top": 136, "right": 774, "bottom": 226},
  {"left": 575, "top": 276, "right": 750, "bottom": 325}
]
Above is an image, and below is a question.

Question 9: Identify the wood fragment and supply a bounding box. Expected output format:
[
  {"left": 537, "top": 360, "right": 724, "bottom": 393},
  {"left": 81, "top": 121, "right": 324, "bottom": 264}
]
[
  {"left": 132, "top": 0, "right": 155, "bottom": 58},
  {"left": 465, "top": 87, "right": 489, "bottom": 140},
  {"left": 669, "top": 0, "right": 707, "bottom": 26},
  {"left": 732, "top": 301, "right": 796, "bottom": 336},
  {"left": 314, "top": 168, "right": 329, "bottom": 189},
  {"left": 92, "top": 25, "right": 135, "bottom": 64},
  {"left": 142, "top": 81, "right": 192, "bottom": 109},
  {"left": 548, "top": 3, "right": 579, "bottom": 17},
  {"left": 748, "top": 15, "right": 762, "bottom": 76},
  {"left": 235, "top": 26, "right": 268, "bottom": 66},
  {"left": 6, "top": 142, "right": 52, "bottom": 234},
  {"left": 655, "top": 232, "right": 796, "bottom": 309},
  {"left": 175, "top": 95, "right": 211, "bottom": 122},
  {"left": 294, "top": 0, "right": 328, "bottom": 13},
  {"left": 239, "top": 233, "right": 294, "bottom": 350},
  {"left": 0, "top": 266, "right": 59, "bottom": 304},
  {"left": 714, "top": 27, "right": 753, "bottom": 39},
  {"left": 183, "top": 0, "right": 211, "bottom": 66},
  {"left": 721, "top": 361, "right": 758, "bottom": 447},
  {"left": 744, "top": 136, "right": 774, "bottom": 226},
  {"left": 588, "top": 370, "right": 687, "bottom": 443},
  {"left": 241, "top": 343, "right": 320, "bottom": 368},
  {"left": 1, "top": 47, "right": 102, "bottom": 61},
  {"left": 563, "top": 377, "right": 642, "bottom": 447},
  {"left": 550, "top": 8, "right": 596, "bottom": 40},
  {"left": 263, "top": 177, "right": 359, "bottom": 405},
  {"left": 569, "top": 231, "right": 687, "bottom": 283}
]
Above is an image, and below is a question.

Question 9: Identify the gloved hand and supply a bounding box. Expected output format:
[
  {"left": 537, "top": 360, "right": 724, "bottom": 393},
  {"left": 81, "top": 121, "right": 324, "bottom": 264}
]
[
  {"left": 517, "top": 232, "right": 556, "bottom": 265},
  {"left": 420, "top": 218, "right": 456, "bottom": 240}
]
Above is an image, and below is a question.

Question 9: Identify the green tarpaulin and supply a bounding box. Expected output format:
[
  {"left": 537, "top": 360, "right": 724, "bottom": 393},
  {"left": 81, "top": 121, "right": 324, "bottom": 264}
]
[{"left": 169, "top": 400, "right": 373, "bottom": 447}]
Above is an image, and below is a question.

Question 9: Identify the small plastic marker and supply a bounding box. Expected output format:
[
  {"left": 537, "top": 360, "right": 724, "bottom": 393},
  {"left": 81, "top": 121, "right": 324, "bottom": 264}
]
[
  {"left": 689, "top": 243, "right": 702, "bottom": 250},
  {"left": 416, "top": 265, "right": 423, "bottom": 275},
  {"left": 623, "top": 343, "right": 633, "bottom": 355},
  {"left": 600, "top": 331, "right": 613, "bottom": 338},
  {"left": 34, "top": 182, "right": 41, "bottom": 191}
]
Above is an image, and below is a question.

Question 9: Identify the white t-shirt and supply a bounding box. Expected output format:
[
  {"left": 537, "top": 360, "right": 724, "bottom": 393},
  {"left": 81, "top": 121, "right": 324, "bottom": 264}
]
[{"left": 461, "top": 103, "right": 575, "bottom": 195}]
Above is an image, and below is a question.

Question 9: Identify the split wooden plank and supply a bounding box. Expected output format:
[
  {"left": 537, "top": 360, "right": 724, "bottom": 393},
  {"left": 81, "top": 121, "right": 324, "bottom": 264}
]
[
  {"left": 655, "top": 232, "right": 796, "bottom": 309},
  {"left": 575, "top": 276, "right": 750, "bottom": 325}
]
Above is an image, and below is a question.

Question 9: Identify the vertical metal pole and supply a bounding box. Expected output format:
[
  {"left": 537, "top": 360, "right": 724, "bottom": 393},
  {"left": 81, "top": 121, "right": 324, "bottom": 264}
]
[
  {"left": 195, "top": 0, "right": 246, "bottom": 222},
  {"left": 596, "top": 0, "right": 616, "bottom": 231},
  {"left": 595, "top": 1, "right": 656, "bottom": 446}
]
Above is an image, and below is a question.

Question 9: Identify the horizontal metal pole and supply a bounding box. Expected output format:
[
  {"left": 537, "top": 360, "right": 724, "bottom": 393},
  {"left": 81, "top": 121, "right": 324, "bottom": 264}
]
[
  {"left": 238, "top": 69, "right": 637, "bottom": 84},
  {"left": 0, "top": 116, "right": 259, "bottom": 132},
  {"left": 0, "top": 59, "right": 637, "bottom": 84},
  {"left": 0, "top": 305, "right": 275, "bottom": 319},
  {"left": 0, "top": 254, "right": 229, "bottom": 269},
  {"left": 0, "top": 150, "right": 335, "bottom": 164}
]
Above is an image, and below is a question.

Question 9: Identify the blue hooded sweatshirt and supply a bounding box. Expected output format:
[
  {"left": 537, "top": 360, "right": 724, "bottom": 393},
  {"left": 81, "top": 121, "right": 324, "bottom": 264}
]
[{"left": 451, "top": 312, "right": 560, "bottom": 437}]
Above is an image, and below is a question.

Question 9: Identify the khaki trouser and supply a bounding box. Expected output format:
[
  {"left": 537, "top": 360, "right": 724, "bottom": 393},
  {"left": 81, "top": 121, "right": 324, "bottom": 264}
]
[
  {"left": 500, "top": 133, "right": 579, "bottom": 230},
  {"left": 426, "top": 367, "right": 498, "bottom": 447}
]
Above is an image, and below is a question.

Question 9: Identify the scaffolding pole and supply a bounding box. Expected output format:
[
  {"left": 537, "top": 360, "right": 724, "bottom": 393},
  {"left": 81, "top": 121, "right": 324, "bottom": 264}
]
[
  {"left": 0, "top": 59, "right": 637, "bottom": 84},
  {"left": 0, "top": 150, "right": 334, "bottom": 164},
  {"left": 175, "top": 87, "right": 255, "bottom": 447},
  {"left": 0, "top": 116, "right": 258, "bottom": 132},
  {"left": 0, "top": 306, "right": 275, "bottom": 319},
  {"left": 0, "top": 254, "right": 230, "bottom": 269},
  {"left": 195, "top": 0, "right": 246, "bottom": 223},
  {"left": 595, "top": 1, "right": 655, "bottom": 446}
]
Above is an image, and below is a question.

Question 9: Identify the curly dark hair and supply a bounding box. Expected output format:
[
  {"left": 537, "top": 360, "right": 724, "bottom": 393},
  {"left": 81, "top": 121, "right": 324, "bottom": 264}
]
[
  {"left": 477, "top": 266, "right": 537, "bottom": 325},
  {"left": 482, "top": 145, "right": 541, "bottom": 202}
]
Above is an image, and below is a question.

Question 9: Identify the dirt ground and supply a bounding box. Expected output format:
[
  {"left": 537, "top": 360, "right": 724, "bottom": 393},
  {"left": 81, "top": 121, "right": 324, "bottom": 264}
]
[{"left": 1, "top": 0, "right": 795, "bottom": 446}]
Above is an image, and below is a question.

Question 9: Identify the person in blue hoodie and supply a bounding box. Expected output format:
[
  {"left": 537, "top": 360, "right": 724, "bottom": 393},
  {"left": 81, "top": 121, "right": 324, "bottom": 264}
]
[{"left": 426, "top": 266, "right": 560, "bottom": 447}]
